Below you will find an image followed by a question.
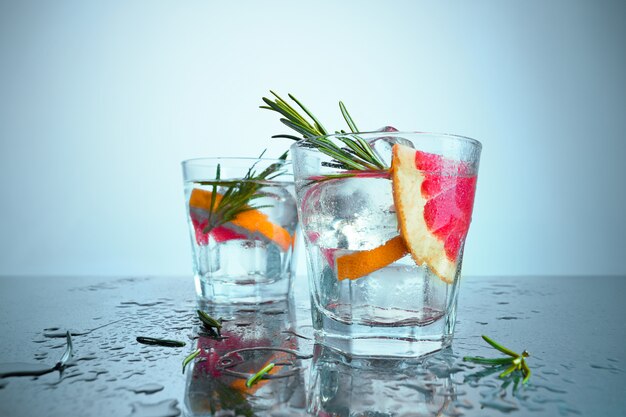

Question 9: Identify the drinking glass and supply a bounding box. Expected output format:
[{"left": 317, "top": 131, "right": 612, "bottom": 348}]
[
  {"left": 291, "top": 132, "right": 481, "bottom": 357},
  {"left": 182, "top": 157, "right": 298, "bottom": 304}
]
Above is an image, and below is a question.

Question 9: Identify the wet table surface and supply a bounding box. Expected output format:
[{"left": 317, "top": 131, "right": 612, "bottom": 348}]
[{"left": 0, "top": 275, "right": 624, "bottom": 417}]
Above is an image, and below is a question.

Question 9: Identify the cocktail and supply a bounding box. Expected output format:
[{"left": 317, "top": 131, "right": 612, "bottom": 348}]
[
  {"left": 182, "top": 156, "right": 298, "bottom": 304},
  {"left": 291, "top": 131, "right": 481, "bottom": 357},
  {"left": 260, "top": 92, "right": 481, "bottom": 356}
]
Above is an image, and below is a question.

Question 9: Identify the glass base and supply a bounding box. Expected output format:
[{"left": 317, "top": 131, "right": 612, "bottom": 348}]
[
  {"left": 315, "top": 332, "right": 452, "bottom": 358},
  {"left": 195, "top": 274, "right": 292, "bottom": 304},
  {"left": 312, "top": 304, "right": 455, "bottom": 358}
]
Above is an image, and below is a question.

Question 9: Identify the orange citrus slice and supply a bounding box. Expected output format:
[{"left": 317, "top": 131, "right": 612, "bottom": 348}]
[
  {"left": 391, "top": 144, "right": 477, "bottom": 283},
  {"left": 336, "top": 236, "right": 408, "bottom": 281},
  {"left": 189, "top": 189, "right": 292, "bottom": 251}
]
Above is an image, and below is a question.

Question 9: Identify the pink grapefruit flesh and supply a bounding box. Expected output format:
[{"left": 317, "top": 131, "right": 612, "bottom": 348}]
[{"left": 391, "top": 144, "right": 477, "bottom": 283}]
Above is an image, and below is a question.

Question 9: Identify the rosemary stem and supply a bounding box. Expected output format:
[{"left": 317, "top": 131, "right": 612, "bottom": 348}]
[
  {"left": 246, "top": 362, "right": 275, "bottom": 388},
  {"left": 182, "top": 348, "right": 202, "bottom": 374}
]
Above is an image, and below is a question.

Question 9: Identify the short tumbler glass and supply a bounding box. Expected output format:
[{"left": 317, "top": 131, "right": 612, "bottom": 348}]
[
  {"left": 182, "top": 157, "right": 298, "bottom": 304},
  {"left": 291, "top": 132, "right": 481, "bottom": 357}
]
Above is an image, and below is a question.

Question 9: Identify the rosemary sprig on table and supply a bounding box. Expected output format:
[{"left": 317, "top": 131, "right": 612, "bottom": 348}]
[
  {"left": 136, "top": 336, "right": 187, "bottom": 348},
  {"left": 463, "top": 335, "right": 532, "bottom": 384},
  {"left": 197, "top": 150, "right": 288, "bottom": 235},
  {"left": 197, "top": 310, "right": 222, "bottom": 330},
  {"left": 261, "top": 91, "right": 386, "bottom": 171},
  {"left": 197, "top": 309, "right": 224, "bottom": 339}
]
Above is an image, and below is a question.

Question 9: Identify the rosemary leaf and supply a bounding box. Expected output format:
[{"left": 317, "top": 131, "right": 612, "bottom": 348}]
[
  {"left": 197, "top": 310, "right": 222, "bottom": 329},
  {"left": 463, "top": 356, "right": 515, "bottom": 366},
  {"left": 521, "top": 360, "right": 532, "bottom": 384},
  {"left": 288, "top": 93, "right": 328, "bottom": 135},
  {"left": 136, "top": 337, "right": 186, "bottom": 348},
  {"left": 336, "top": 136, "right": 373, "bottom": 162},
  {"left": 280, "top": 118, "right": 317, "bottom": 138},
  {"left": 481, "top": 335, "right": 519, "bottom": 357},
  {"left": 339, "top": 101, "right": 359, "bottom": 133},
  {"left": 356, "top": 136, "right": 385, "bottom": 168},
  {"left": 499, "top": 363, "right": 518, "bottom": 378},
  {"left": 271, "top": 134, "right": 302, "bottom": 141},
  {"left": 246, "top": 362, "right": 275, "bottom": 388}
]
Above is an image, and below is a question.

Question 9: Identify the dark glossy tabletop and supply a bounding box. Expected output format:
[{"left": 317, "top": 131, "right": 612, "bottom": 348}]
[{"left": 0, "top": 275, "right": 624, "bottom": 417}]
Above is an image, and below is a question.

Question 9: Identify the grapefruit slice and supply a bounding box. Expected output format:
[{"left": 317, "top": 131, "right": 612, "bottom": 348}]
[
  {"left": 336, "top": 236, "right": 408, "bottom": 280},
  {"left": 191, "top": 220, "right": 248, "bottom": 245},
  {"left": 189, "top": 189, "right": 292, "bottom": 251},
  {"left": 391, "top": 144, "right": 477, "bottom": 283}
]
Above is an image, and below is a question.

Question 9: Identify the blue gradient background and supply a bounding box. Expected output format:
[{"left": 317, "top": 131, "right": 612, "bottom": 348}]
[{"left": 1, "top": 1, "right": 625, "bottom": 277}]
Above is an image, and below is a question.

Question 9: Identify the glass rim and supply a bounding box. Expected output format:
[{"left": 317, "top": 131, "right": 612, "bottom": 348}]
[
  {"left": 293, "top": 130, "right": 482, "bottom": 150},
  {"left": 181, "top": 156, "right": 291, "bottom": 167}
]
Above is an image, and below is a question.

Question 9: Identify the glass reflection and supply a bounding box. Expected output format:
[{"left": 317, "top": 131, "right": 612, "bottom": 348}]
[
  {"left": 307, "top": 344, "right": 457, "bottom": 417},
  {"left": 184, "top": 299, "right": 307, "bottom": 416}
]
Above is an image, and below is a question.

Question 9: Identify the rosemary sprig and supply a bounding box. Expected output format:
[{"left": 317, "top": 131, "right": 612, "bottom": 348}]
[
  {"left": 463, "top": 335, "right": 532, "bottom": 384},
  {"left": 197, "top": 310, "right": 222, "bottom": 330},
  {"left": 245, "top": 362, "right": 275, "bottom": 388},
  {"left": 182, "top": 348, "right": 202, "bottom": 374},
  {"left": 199, "top": 150, "right": 288, "bottom": 235},
  {"left": 136, "top": 336, "right": 186, "bottom": 348},
  {"left": 261, "top": 91, "right": 386, "bottom": 171}
]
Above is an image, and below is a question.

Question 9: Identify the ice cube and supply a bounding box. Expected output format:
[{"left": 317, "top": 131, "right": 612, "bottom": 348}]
[
  {"left": 367, "top": 127, "right": 414, "bottom": 167},
  {"left": 300, "top": 176, "right": 398, "bottom": 250},
  {"left": 198, "top": 244, "right": 220, "bottom": 274},
  {"left": 376, "top": 125, "right": 399, "bottom": 132}
]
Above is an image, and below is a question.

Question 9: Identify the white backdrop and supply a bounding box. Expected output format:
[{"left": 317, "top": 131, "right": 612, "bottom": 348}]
[{"left": 1, "top": 0, "right": 625, "bottom": 277}]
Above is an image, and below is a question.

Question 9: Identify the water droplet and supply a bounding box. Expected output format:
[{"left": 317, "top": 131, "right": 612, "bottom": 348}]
[
  {"left": 542, "top": 369, "right": 559, "bottom": 375},
  {"left": 0, "top": 362, "right": 55, "bottom": 378},
  {"left": 127, "top": 399, "right": 181, "bottom": 417},
  {"left": 589, "top": 363, "right": 623, "bottom": 373},
  {"left": 558, "top": 404, "right": 582, "bottom": 416},
  {"left": 43, "top": 330, "right": 89, "bottom": 338},
  {"left": 480, "top": 398, "right": 519, "bottom": 413},
  {"left": 128, "top": 383, "right": 164, "bottom": 395}
]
